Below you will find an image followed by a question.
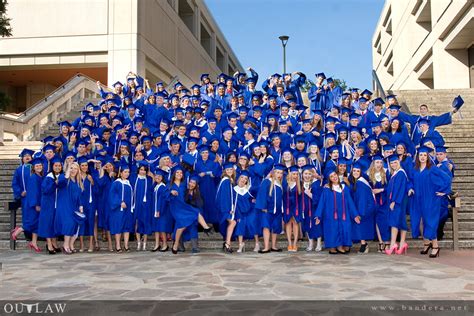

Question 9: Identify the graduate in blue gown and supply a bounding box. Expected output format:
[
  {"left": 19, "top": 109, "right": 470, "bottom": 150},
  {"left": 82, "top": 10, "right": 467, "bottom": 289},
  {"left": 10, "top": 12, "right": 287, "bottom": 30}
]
[
  {"left": 168, "top": 166, "right": 212, "bottom": 254},
  {"left": 151, "top": 168, "right": 172, "bottom": 252},
  {"left": 300, "top": 165, "right": 324, "bottom": 252},
  {"left": 194, "top": 145, "right": 221, "bottom": 225},
  {"left": 78, "top": 156, "right": 97, "bottom": 252},
  {"left": 384, "top": 155, "right": 409, "bottom": 255},
  {"left": 349, "top": 162, "right": 376, "bottom": 254},
  {"left": 130, "top": 161, "right": 153, "bottom": 251},
  {"left": 368, "top": 155, "right": 391, "bottom": 252},
  {"left": 283, "top": 166, "right": 302, "bottom": 252},
  {"left": 38, "top": 157, "right": 65, "bottom": 254},
  {"left": 435, "top": 146, "right": 455, "bottom": 240},
  {"left": 23, "top": 158, "right": 43, "bottom": 252},
  {"left": 215, "top": 163, "right": 238, "bottom": 253},
  {"left": 315, "top": 170, "right": 361, "bottom": 254},
  {"left": 411, "top": 146, "right": 451, "bottom": 258},
  {"left": 232, "top": 170, "right": 260, "bottom": 253},
  {"left": 11, "top": 149, "right": 34, "bottom": 241},
  {"left": 96, "top": 158, "right": 115, "bottom": 252},
  {"left": 255, "top": 164, "right": 285, "bottom": 253},
  {"left": 54, "top": 162, "right": 84, "bottom": 254},
  {"left": 109, "top": 164, "right": 134, "bottom": 252}
]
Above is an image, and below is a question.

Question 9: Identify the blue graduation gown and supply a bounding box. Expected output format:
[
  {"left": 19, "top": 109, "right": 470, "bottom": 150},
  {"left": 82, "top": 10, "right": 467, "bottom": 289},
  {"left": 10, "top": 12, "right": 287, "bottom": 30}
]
[
  {"left": 152, "top": 183, "right": 173, "bottom": 233},
  {"left": 38, "top": 173, "right": 66, "bottom": 238},
  {"left": 12, "top": 164, "right": 31, "bottom": 222},
  {"left": 350, "top": 178, "right": 376, "bottom": 241},
  {"left": 168, "top": 182, "right": 200, "bottom": 231},
  {"left": 303, "top": 180, "right": 323, "bottom": 239},
  {"left": 194, "top": 158, "right": 220, "bottom": 223},
  {"left": 96, "top": 173, "right": 113, "bottom": 230},
  {"left": 55, "top": 179, "right": 83, "bottom": 236},
  {"left": 234, "top": 186, "right": 259, "bottom": 238},
  {"left": 131, "top": 174, "right": 153, "bottom": 235},
  {"left": 255, "top": 179, "right": 283, "bottom": 233},
  {"left": 109, "top": 179, "right": 134, "bottom": 235},
  {"left": 314, "top": 185, "right": 359, "bottom": 248},
  {"left": 371, "top": 177, "right": 390, "bottom": 242},
  {"left": 79, "top": 175, "right": 97, "bottom": 237},
  {"left": 24, "top": 173, "right": 43, "bottom": 233},
  {"left": 283, "top": 184, "right": 303, "bottom": 223},
  {"left": 411, "top": 166, "right": 451, "bottom": 240},
  {"left": 216, "top": 178, "right": 238, "bottom": 239},
  {"left": 387, "top": 169, "right": 408, "bottom": 230}
]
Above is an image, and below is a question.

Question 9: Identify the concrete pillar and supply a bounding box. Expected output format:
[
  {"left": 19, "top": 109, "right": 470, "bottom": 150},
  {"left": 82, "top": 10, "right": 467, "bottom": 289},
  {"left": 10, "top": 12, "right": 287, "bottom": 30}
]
[
  {"left": 211, "top": 32, "right": 217, "bottom": 62},
  {"left": 433, "top": 41, "right": 470, "bottom": 89},
  {"left": 195, "top": 5, "right": 201, "bottom": 41}
]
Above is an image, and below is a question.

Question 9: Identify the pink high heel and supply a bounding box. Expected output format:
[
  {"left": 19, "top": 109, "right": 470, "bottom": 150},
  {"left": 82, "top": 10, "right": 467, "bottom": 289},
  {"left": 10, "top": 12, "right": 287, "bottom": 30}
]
[
  {"left": 396, "top": 243, "right": 408, "bottom": 255},
  {"left": 28, "top": 242, "right": 42, "bottom": 253},
  {"left": 384, "top": 243, "right": 398, "bottom": 255},
  {"left": 10, "top": 226, "right": 21, "bottom": 241}
]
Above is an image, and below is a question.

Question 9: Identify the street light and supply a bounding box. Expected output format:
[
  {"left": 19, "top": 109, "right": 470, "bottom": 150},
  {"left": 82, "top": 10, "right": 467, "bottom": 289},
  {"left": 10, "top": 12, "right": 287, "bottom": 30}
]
[{"left": 279, "top": 35, "right": 289, "bottom": 74}]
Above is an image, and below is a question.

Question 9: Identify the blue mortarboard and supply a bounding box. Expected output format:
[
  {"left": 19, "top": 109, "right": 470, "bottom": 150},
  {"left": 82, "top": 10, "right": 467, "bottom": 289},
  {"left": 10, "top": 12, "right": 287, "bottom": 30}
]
[
  {"left": 436, "top": 146, "right": 448, "bottom": 153},
  {"left": 112, "top": 81, "right": 123, "bottom": 87},
  {"left": 372, "top": 154, "right": 383, "bottom": 161},
  {"left": 315, "top": 72, "right": 326, "bottom": 79},
  {"left": 198, "top": 144, "right": 209, "bottom": 152},
  {"left": 43, "top": 144, "right": 55, "bottom": 152},
  {"left": 222, "top": 125, "right": 233, "bottom": 134},
  {"left": 30, "top": 157, "right": 43, "bottom": 166},
  {"left": 270, "top": 132, "right": 281, "bottom": 139},
  {"left": 174, "top": 81, "right": 183, "bottom": 89},
  {"left": 351, "top": 88, "right": 359, "bottom": 93},
  {"left": 58, "top": 121, "right": 71, "bottom": 128},
  {"left": 98, "top": 113, "right": 110, "bottom": 120},
  {"left": 386, "top": 94, "right": 397, "bottom": 101},
  {"left": 418, "top": 118, "right": 430, "bottom": 126},
  {"left": 272, "top": 73, "right": 282, "bottom": 78},
  {"left": 154, "top": 168, "right": 168, "bottom": 178},
  {"left": 187, "top": 137, "right": 199, "bottom": 144},
  {"left": 288, "top": 165, "right": 299, "bottom": 173},
  {"left": 216, "top": 82, "right": 226, "bottom": 89},
  {"left": 387, "top": 154, "right": 399, "bottom": 163},
  {"left": 371, "top": 120, "right": 382, "bottom": 128},
  {"left": 200, "top": 73, "right": 209, "bottom": 81},
  {"left": 51, "top": 156, "right": 63, "bottom": 164},
  {"left": 338, "top": 157, "right": 349, "bottom": 165},
  {"left": 323, "top": 168, "right": 337, "bottom": 179},
  {"left": 294, "top": 134, "right": 306, "bottom": 143},
  {"left": 64, "top": 151, "right": 76, "bottom": 159},
  {"left": 341, "top": 93, "right": 351, "bottom": 100},
  {"left": 239, "top": 151, "right": 250, "bottom": 159},
  {"left": 352, "top": 161, "right": 363, "bottom": 170},
  {"left": 169, "top": 137, "right": 181, "bottom": 145},
  {"left": 388, "top": 104, "right": 401, "bottom": 111},
  {"left": 382, "top": 143, "right": 396, "bottom": 152},
  {"left": 325, "top": 132, "right": 337, "bottom": 140},
  {"left": 341, "top": 107, "right": 352, "bottom": 115},
  {"left": 302, "top": 164, "right": 314, "bottom": 172},
  {"left": 238, "top": 106, "right": 249, "bottom": 113},
  {"left": 373, "top": 98, "right": 385, "bottom": 106},
  {"left": 77, "top": 156, "right": 89, "bottom": 165},
  {"left": 239, "top": 170, "right": 251, "bottom": 178},
  {"left": 326, "top": 77, "right": 334, "bottom": 83},
  {"left": 350, "top": 112, "right": 361, "bottom": 120},
  {"left": 141, "top": 135, "right": 153, "bottom": 143},
  {"left": 19, "top": 149, "right": 35, "bottom": 157},
  {"left": 358, "top": 97, "right": 368, "bottom": 103},
  {"left": 452, "top": 95, "right": 464, "bottom": 111},
  {"left": 361, "top": 89, "right": 373, "bottom": 96},
  {"left": 336, "top": 125, "right": 349, "bottom": 133},
  {"left": 246, "top": 77, "right": 256, "bottom": 84},
  {"left": 223, "top": 162, "right": 234, "bottom": 170},
  {"left": 273, "top": 164, "right": 286, "bottom": 171},
  {"left": 327, "top": 145, "right": 339, "bottom": 154},
  {"left": 74, "top": 212, "right": 87, "bottom": 226},
  {"left": 325, "top": 116, "right": 338, "bottom": 124},
  {"left": 227, "top": 112, "right": 239, "bottom": 120},
  {"left": 191, "top": 84, "right": 201, "bottom": 90},
  {"left": 42, "top": 136, "right": 54, "bottom": 144}
]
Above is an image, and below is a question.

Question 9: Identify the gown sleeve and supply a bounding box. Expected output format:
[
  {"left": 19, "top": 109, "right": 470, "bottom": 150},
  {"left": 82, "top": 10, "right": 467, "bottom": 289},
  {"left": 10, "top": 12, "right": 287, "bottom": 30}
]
[
  {"left": 255, "top": 179, "right": 271, "bottom": 211},
  {"left": 430, "top": 166, "right": 452, "bottom": 194},
  {"left": 109, "top": 182, "right": 122, "bottom": 210}
]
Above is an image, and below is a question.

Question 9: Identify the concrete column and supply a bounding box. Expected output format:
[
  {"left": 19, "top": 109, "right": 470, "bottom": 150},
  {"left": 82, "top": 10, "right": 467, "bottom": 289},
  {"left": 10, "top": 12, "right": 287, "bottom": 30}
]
[
  {"left": 211, "top": 32, "right": 217, "bottom": 62},
  {"left": 433, "top": 41, "right": 470, "bottom": 89},
  {"left": 195, "top": 5, "right": 201, "bottom": 41}
]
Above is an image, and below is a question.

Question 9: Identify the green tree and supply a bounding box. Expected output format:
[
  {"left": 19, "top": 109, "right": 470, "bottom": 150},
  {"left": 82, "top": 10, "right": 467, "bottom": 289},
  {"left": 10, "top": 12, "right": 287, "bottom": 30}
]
[
  {"left": 0, "top": 91, "right": 12, "bottom": 112},
  {"left": 1, "top": 0, "right": 12, "bottom": 37}
]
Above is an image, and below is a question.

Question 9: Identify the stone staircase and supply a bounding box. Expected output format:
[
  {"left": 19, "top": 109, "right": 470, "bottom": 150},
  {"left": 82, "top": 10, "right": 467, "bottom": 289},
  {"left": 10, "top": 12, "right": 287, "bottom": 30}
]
[
  {"left": 39, "top": 97, "right": 102, "bottom": 139},
  {"left": 393, "top": 88, "right": 474, "bottom": 248}
]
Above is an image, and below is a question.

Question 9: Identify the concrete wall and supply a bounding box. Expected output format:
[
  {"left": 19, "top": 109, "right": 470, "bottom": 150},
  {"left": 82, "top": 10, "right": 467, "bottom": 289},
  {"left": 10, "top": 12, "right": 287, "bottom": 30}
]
[
  {"left": 373, "top": 0, "right": 474, "bottom": 91},
  {"left": 0, "top": 0, "right": 242, "bottom": 111}
]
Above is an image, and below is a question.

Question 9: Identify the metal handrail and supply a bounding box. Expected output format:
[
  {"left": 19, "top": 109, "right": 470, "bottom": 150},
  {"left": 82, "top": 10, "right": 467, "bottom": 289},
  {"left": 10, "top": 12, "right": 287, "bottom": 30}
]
[{"left": 372, "top": 69, "right": 387, "bottom": 100}]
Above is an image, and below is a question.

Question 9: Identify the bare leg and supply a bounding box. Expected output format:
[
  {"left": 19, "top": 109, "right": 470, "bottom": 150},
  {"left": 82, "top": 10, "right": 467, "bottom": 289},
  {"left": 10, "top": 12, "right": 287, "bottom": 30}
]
[
  {"left": 292, "top": 220, "right": 299, "bottom": 248},
  {"left": 79, "top": 236, "right": 84, "bottom": 251},
  {"left": 390, "top": 227, "right": 399, "bottom": 248},
  {"left": 123, "top": 232, "right": 130, "bottom": 249},
  {"left": 173, "top": 228, "right": 185, "bottom": 250},
  {"left": 285, "top": 222, "right": 292, "bottom": 246},
  {"left": 114, "top": 233, "right": 121, "bottom": 250},
  {"left": 107, "top": 231, "right": 113, "bottom": 251},
  {"left": 399, "top": 230, "right": 407, "bottom": 247},
  {"left": 160, "top": 232, "right": 168, "bottom": 250},
  {"left": 198, "top": 214, "right": 210, "bottom": 229},
  {"left": 262, "top": 228, "right": 270, "bottom": 250},
  {"left": 46, "top": 238, "right": 54, "bottom": 251},
  {"left": 63, "top": 236, "right": 71, "bottom": 251},
  {"left": 226, "top": 220, "right": 236, "bottom": 246},
  {"left": 271, "top": 233, "right": 278, "bottom": 249},
  {"left": 31, "top": 233, "right": 38, "bottom": 248},
  {"left": 154, "top": 232, "right": 160, "bottom": 249}
]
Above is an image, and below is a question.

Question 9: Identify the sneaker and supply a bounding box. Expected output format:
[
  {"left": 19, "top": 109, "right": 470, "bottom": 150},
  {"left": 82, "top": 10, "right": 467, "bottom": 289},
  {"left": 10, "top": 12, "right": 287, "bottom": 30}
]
[{"left": 253, "top": 243, "right": 260, "bottom": 252}]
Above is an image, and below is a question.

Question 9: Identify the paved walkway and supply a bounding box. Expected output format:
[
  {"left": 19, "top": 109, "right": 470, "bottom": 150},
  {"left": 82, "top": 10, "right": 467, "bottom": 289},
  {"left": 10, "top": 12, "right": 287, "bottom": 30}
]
[{"left": 1, "top": 249, "right": 473, "bottom": 300}]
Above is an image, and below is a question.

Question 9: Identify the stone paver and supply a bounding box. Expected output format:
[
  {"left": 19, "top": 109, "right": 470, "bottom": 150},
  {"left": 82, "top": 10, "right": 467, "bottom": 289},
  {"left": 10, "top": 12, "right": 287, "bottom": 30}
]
[{"left": 1, "top": 250, "right": 473, "bottom": 300}]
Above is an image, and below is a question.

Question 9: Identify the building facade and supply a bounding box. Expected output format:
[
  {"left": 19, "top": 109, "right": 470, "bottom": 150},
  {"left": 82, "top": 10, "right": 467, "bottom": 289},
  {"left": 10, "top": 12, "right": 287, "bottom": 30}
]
[
  {"left": 0, "top": 0, "right": 242, "bottom": 112},
  {"left": 372, "top": 0, "right": 474, "bottom": 91}
]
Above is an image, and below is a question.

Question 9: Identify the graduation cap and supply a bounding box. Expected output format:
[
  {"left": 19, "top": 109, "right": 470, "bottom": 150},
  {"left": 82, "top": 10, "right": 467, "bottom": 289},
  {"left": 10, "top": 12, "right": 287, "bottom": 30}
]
[
  {"left": 373, "top": 98, "right": 385, "bottom": 106},
  {"left": 200, "top": 73, "right": 210, "bottom": 81},
  {"left": 382, "top": 143, "right": 396, "bottom": 152},
  {"left": 372, "top": 154, "right": 383, "bottom": 162},
  {"left": 112, "top": 81, "right": 123, "bottom": 87},
  {"left": 270, "top": 132, "right": 281, "bottom": 140},
  {"left": 216, "top": 82, "right": 226, "bottom": 89},
  {"left": 30, "top": 157, "right": 44, "bottom": 166},
  {"left": 388, "top": 104, "right": 401, "bottom": 111},
  {"left": 271, "top": 73, "right": 282, "bottom": 78},
  {"left": 288, "top": 165, "right": 299, "bottom": 173},
  {"left": 325, "top": 116, "right": 339, "bottom": 124},
  {"left": 325, "top": 132, "right": 337, "bottom": 140},
  {"left": 418, "top": 118, "right": 431, "bottom": 126},
  {"left": 245, "top": 128, "right": 257, "bottom": 137},
  {"left": 323, "top": 168, "right": 337, "bottom": 179},
  {"left": 252, "top": 105, "right": 263, "bottom": 112},
  {"left": 327, "top": 145, "right": 339, "bottom": 154},
  {"left": 246, "top": 77, "right": 256, "bottom": 84},
  {"left": 294, "top": 134, "right": 306, "bottom": 143},
  {"left": 341, "top": 93, "right": 351, "bottom": 100},
  {"left": 386, "top": 94, "right": 397, "bottom": 101},
  {"left": 191, "top": 84, "right": 201, "bottom": 90},
  {"left": 273, "top": 163, "right": 286, "bottom": 171},
  {"left": 338, "top": 157, "right": 349, "bottom": 165},
  {"left": 371, "top": 120, "right": 382, "bottom": 128},
  {"left": 42, "top": 136, "right": 55, "bottom": 144},
  {"left": 387, "top": 154, "right": 400, "bottom": 163},
  {"left": 238, "top": 106, "right": 249, "bottom": 113},
  {"left": 239, "top": 151, "right": 250, "bottom": 159},
  {"left": 77, "top": 156, "right": 89, "bottom": 165},
  {"left": 227, "top": 112, "right": 239, "bottom": 120},
  {"left": 51, "top": 155, "right": 63, "bottom": 164},
  {"left": 43, "top": 144, "right": 56, "bottom": 152},
  {"left": 154, "top": 168, "right": 169, "bottom": 178},
  {"left": 361, "top": 89, "right": 373, "bottom": 96},
  {"left": 352, "top": 161, "right": 364, "bottom": 170},
  {"left": 351, "top": 88, "right": 359, "bottom": 93},
  {"left": 452, "top": 95, "right": 464, "bottom": 111},
  {"left": 358, "top": 97, "right": 368, "bottom": 103},
  {"left": 58, "top": 121, "right": 71, "bottom": 128},
  {"left": 141, "top": 135, "right": 153, "bottom": 143},
  {"left": 326, "top": 77, "right": 334, "bottom": 83},
  {"left": 64, "top": 151, "right": 77, "bottom": 159},
  {"left": 19, "top": 149, "right": 35, "bottom": 158},
  {"left": 238, "top": 170, "right": 251, "bottom": 178},
  {"left": 198, "top": 144, "right": 210, "bottom": 152},
  {"left": 315, "top": 72, "right": 326, "bottom": 79},
  {"left": 156, "top": 81, "right": 164, "bottom": 87}
]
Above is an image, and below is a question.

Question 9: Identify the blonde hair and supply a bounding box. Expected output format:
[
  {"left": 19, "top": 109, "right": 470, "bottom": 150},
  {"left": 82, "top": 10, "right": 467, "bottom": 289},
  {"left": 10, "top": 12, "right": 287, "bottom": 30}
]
[
  {"left": 368, "top": 161, "right": 387, "bottom": 185},
  {"left": 67, "top": 162, "right": 84, "bottom": 190},
  {"left": 286, "top": 172, "right": 301, "bottom": 194}
]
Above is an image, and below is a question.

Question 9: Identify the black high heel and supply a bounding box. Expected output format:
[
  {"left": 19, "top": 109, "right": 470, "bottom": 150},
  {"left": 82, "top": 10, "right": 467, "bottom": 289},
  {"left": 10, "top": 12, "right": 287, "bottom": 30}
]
[
  {"left": 429, "top": 247, "right": 440, "bottom": 258},
  {"left": 115, "top": 247, "right": 122, "bottom": 253},
  {"left": 46, "top": 245, "right": 56, "bottom": 255},
  {"left": 420, "top": 243, "right": 433, "bottom": 255},
  {"left": 223, "top": 242, "right": 233, "bottom": 253},
  {"left": 203, "top": 227, "right": 213, "bottom": 236},
  {"left": 159, "top": 246, "right": 169, "bottom": 252},
  {"left": 54, "top": 247, "right": 62, "bottom": 253},
  {"left": 151, "top": 246, "right": 160, "bottom": 252},
  {"left": 172, "top": 247, "right": 178, "bottom": 254}
]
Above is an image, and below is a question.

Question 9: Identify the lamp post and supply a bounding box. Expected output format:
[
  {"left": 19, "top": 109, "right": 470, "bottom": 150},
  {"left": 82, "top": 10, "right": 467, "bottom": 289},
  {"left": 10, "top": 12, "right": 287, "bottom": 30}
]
[{"left": 279, "top": 35, "right": 289, "bottom": 74}]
